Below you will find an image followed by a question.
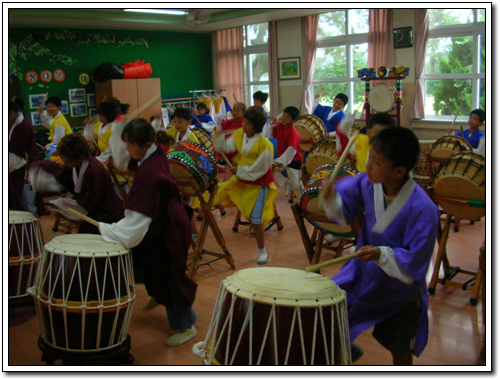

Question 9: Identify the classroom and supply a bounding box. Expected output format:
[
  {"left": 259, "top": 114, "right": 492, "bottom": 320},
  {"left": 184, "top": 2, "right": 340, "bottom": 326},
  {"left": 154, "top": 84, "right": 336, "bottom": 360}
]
[{"left": 7, "top": 5, "right": 489, "bottom": 370}]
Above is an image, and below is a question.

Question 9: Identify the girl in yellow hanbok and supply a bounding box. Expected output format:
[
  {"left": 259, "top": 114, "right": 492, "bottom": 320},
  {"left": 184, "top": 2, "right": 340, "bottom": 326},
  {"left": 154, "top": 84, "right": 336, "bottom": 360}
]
[{"left": 213, "top": 106, "right": 277, "bottom": 265}]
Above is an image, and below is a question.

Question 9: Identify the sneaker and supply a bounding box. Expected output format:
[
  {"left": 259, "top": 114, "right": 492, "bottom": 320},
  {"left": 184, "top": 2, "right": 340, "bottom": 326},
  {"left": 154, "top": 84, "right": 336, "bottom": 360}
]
[
  {"left": 351, "top": 344, "right": 364, "bottom": 363},
  {"left": 257, "top": 251, "right": 268, "bottom": 265},
  {"left": 284, "top": 180, "right": 292, "bottom": 197},
  {"left": 166, "top": 326, "right": 198, "bottom": 347}
]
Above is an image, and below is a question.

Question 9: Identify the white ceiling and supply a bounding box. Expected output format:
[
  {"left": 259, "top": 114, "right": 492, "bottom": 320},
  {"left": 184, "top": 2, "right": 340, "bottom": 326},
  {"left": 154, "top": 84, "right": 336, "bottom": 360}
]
[{"left": 8, "top": 7, "right": 334, "bottom": 33}]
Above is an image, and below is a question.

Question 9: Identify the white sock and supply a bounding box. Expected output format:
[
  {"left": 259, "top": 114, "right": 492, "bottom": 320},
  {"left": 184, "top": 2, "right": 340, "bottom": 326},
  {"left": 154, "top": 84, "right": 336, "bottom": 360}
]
[{"left": 258, "top": 247, "right": 267, "bottom": 255}]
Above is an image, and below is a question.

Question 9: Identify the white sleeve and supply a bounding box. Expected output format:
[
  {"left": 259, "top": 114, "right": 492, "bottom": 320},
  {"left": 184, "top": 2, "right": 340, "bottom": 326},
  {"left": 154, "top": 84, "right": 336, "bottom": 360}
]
[
  {"left": 237, "top": 150, "right": 273, "bottom": 182},
  {"left": 109, "top": 120, "right": 131, "bottom": 171},
  {"left": 9, "top": 153, "right": 26, "bottom": 173},
  {"left": 51, "top": 125, "right": 66, "bottom": 145},
  {"left": 97, "top": 146, "right": 112, "bottom": 164},
  {"left": 322, "top": 190, "right": 347, "bottom": 227},
  {"left": 201, "top": 121, "right": 215, "bottom": 133},
  {"left": 83, "top": 122, "right": 97, "bottom": 141},
  {"left": 28, "top": 164, "right": 65, "bottom": 193},
  {"left": 473, "top": 136, "right": 485, "bottom": 156},
  {"left": 39, "top": 111, "right": 51, "bottom": 129},
  {"left": 275, "top": 146, "right": 296, "bottom": 167},
  {"left": 213, "top": 133, "right": 237, "bottom": 153},
  {"left": 99, "top": 209, "right": 152, "bottom": 249},
  {"left": 375, "top": 247, "right": 415, "bottom": 285},
  {"left": 151, "top": 119, "right": 162, "bottom": 132},
  {"left": 263, "top": 123, "right": 274, "bottom": 138}
]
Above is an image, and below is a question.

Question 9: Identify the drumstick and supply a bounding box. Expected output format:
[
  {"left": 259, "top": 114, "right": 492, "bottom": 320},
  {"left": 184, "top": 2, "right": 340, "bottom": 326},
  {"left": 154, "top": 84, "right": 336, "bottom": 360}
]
[
  {"left": 67, "top": 207, "right": 100, "bottom": 228},
  {"left": 449, "top": 110, "right": 459, "bottom": 132},
  {"left": 432, "top": 196, "right": 485, "bottom": 208},
  {"left": 42, "top": 92, "right": 49, "bottom": 107},
  {"left": 126, "top": 93, "right": 161, "bottom": 121},
  {"left": 460, "top": 126, "right": 464, "bottom": 138},
  {"left": 305, "top": 251, "right": 360, "bottom": 272},
  {"left": 37, "top": 143, "right": 47, "bottom": 150},
  {"left": 217, "top": 149, "right": 234, "bottom": 170}
]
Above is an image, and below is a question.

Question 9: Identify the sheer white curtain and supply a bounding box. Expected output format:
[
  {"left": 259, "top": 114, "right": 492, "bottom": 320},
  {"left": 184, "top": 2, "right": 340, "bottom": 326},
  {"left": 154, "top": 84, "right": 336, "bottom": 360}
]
[
  {"left": 268, "top": 21, "right": 279, "bottom": 116},
  {"left": 368, "top": 9, "right": 394, "bottom": 69},
  {"left": 299, "top": 14, "right": 319, "bottom": 115},
  {"left": 410, "top": 9, "right": 429, "bottom": 120},
  {"left": 214, "top": 27, "right": 245, "bottom": 105}
]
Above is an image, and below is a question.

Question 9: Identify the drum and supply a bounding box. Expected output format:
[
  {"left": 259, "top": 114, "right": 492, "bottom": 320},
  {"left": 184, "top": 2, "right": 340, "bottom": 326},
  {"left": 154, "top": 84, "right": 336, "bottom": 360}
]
[
  {"left": 45, "top": 145, "right": 64, "bottom": 165},
  {"left": 414, "top": 140, "right": 435, "bottom": 176},
  {"left": 431, "top": 151, "right": 486, "bottom": 220},
  {"left": 294, "top": 115, "right": 328, "bottom": 151},
  {"left": 300, "top": 164, "right": 360, "bottom": 237},
  {"left": 194, "top": 267, "right": 350, "bottom": 365},
  {"left": 304, "top": 137, "right": 356, "bottom": 178},
  {"left": 429, "top": 135, "right": 472, "bottom": 161},
  {"left": 9, "top": 211, "right": 43, "bottom": 301},
  {"left": 29, "top": 234, "right": 135, "bottom": 352},
  {"left": 167, "top": 141, "right": 217, "bottom": 195},
  {"left": 368, "top": 83, "right": 396, "bottom": 113},
  {"left": 190, "top": 127, "right": 215, "bottom": 155}
]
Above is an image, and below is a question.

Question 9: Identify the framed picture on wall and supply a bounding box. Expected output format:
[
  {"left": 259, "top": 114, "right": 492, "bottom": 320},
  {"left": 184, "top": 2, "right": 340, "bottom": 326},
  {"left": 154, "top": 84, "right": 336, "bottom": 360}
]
[
  {"left": 61, "top": 100, "right": 69, "bottom": 114},
  {"left": 89, "top": 108, "right": 97, "bottom": 118},
  {"left": 30, "top": 111, "right": 42, "bottom": 126},
  {"left": 69, "top": 88, "right": 86, "bottom": 103},
  {"left": 28, "top": 94, "right": 47, "bottom": 109},
  {"left": 87, "top": 93, "right": 96, "bottom": 107},
  {"left": 279, "top": 57, "right": 301, "bottom": 80},
  {"left": 70, "top": 103, "right": 87, "bottom": 117}
]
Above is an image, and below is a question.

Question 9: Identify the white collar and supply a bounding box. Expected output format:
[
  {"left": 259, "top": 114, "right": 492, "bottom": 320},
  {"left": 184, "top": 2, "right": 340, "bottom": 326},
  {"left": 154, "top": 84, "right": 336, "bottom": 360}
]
[
  {"left": 73, "top": 160, "right": 90, "bottom": 193},
  {"left": 178, "top": 128, "right": 192, "bottom": 142},
  {"left": 242, "top": 132, "right": 261, "bottom": 156},
  {"left": 9, "top": 112, "right": 24, "bottom": 142},
  {"left": 327, "top": 109, "right": 340, "bottom": 121},
  {"left": 138, "top": 143, "right": 158, "bottom": 167},
  {"left": 50, "top": 111, "right": 62, "bottom": 121},
  {"left": 98, "top": 122, "right": 112, "bottom": 138},
  {"left": 372, "top": 177, "right": 415, "bottom": 234}
]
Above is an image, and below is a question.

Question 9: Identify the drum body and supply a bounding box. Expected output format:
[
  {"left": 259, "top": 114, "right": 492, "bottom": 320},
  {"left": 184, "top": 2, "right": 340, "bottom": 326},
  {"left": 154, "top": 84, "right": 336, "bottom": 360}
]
[
  {"left": 304, "top": 137, "right": 356, "bottom": 178},
  {"left": 429, "top": 135, "right": 472, "bottom": 161},
  {"left": 414, "top": 140, "right": 435, "bottom": 176},
  {"left": 9, "top": 211, "right": 43, "bottom": 300},
  {"left": 294, "top": 115, "right": 328, "bottom": 151},
  {"left": 191, "top": 127, "right": 215, "bottom": 155},
  {"left": 432, "top": 152, "right": 486, "bottom": 220},
  {"left": 167, "top": 141, "right": 217, "bottom": 195},
  {"left": 300, "top": 164, "right": 360, "bottom": 236},
  {"left": 30, "top": 234, "right": 135, "bottom": 352},
  {"left": 368, "top": 83, "right": 396, "bottom": 113},
  {"left": 198, "top": 267, "right": 350, "bottom": 365}
]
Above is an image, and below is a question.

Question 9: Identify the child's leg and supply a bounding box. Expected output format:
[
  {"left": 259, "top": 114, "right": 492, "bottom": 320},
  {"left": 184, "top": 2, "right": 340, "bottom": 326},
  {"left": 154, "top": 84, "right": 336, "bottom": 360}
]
[
  {"left": 251, "top": 223, "right": 265, "bottom": 249},
  {"left": 249, "top": 186, "right": 270, "bottom": 264},
  {"left": 273, "top": 170, "right": 288, "bottom": 188},
  {"left": 285, "top": 166, "right": 302, "bottom": 200}
]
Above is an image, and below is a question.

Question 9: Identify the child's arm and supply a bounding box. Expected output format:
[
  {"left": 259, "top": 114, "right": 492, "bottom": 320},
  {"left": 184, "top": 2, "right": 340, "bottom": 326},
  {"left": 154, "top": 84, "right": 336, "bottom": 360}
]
[
  {"left": 108, "top": 120, "right": 131, "bottom": 171},
  {"left": 474, "top": 135, "right": 485, "bottom": 156},
  {"left": 356, "top": 246, "right": 414, "bottom": 285},
  {"left": 100, "top": 210, "right": 152, "bottom": 249},
  {"left": 274, "top": 146, "right": 296, "bottom": 168},
  {"left": 83, "top": 120, "right": 97, "bottom": 142},
  {"left": 38, "top": 109, "right": 51, "bottom": 129},
  {"left": 236, "top": 148, "right": 273, "bottom": 182},
  {"left": 213, "top": 132, "right": 237, "bottom": 153}
]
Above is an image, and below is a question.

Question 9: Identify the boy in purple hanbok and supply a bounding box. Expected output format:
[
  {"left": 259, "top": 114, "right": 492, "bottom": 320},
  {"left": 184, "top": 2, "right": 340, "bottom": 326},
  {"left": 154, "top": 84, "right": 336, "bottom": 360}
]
[{"left": 320, "top": 127, "right": 438, "bottom": 365}]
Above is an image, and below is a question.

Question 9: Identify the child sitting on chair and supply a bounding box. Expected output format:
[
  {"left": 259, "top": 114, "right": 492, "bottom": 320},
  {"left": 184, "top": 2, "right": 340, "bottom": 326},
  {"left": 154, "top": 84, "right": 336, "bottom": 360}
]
[
  {"left": 320, "top": 127, "right": 439, "bottom": 365},
  {"left": 191, "top": 102, "right": 215, "bottom": 137},
  {"left": 448, "top": 108, "right": 485, "bottom": 156}
]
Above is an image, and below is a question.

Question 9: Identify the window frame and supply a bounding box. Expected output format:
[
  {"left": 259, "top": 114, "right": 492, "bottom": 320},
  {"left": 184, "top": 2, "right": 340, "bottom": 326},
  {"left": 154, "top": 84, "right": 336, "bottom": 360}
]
[{"left": 422, "top": 9, "right": 486, "bottom": 120}]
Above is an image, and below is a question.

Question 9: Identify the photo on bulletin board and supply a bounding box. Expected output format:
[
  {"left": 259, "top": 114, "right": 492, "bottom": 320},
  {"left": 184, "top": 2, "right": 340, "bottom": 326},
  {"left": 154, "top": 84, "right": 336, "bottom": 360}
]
[
  {"left": 69, "top": 88, "right": 86, "bottom": 103},
  {"left": 87, "top": 93, "right": 96, "bottom": 107},
  {"left": 89, "top": 108, "right": 97, "bottom": 118},
  {"left": 61, "top": 101, "right": 69, "bottom": 114},
  {"left": 70, "top": 103, "right": 88, "bottom": 117},
  {"left": 30, "top": 111, "right": 42, "bottom": 126},
  {"left": 279, "top": 57, "right": 301, "bottom": 80},
  {"left": 28, "top": 94, "right": 47, "bottom": 109}
]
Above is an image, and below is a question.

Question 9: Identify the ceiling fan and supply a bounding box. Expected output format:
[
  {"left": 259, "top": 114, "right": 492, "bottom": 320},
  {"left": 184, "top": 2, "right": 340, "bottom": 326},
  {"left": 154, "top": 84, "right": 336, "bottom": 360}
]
[{"left": 185, "top": 10, "right": 211, "bottom": 26}]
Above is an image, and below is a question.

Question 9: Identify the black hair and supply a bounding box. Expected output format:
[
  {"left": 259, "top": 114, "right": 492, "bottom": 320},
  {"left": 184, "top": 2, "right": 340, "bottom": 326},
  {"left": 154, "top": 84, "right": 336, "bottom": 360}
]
[
  {"left": 172, "top": 108, "right": 192, "bottom": 121},
  {"left": 196, "top": 102, "right": 209, "bottom": 113},
  {"left": 366, "top": 113, "right": 396, "bottom": 130},
  {"left": 122, "top": 118, "right": 156, "bottom": 147},
  {"left": 335, "top": 93, "right": 348, "bottom": 107},
  {"left": 8, "top": 100, "right": 20, "bottom": 114},
  {"left": 252, "top": 91, "right": 269, "bottom": 103},
  {"left": 107, "top": 97, "right": 130, "bottom": 115},
  {"left": 243, "top": 106, "right": 267, "bottom": 133},
  {"left": 370, "top": 127, "right": 420, "bottom": 173},
  {"left": 46, "top": 96, "right": 62, "bottom": 108},
  {"left": 57, "top": 133, "right": 89, "bottom": 161},
  {"left": 283, "top": 106, "right": 300, "bottom": 121},
  {"left": 470, "top": 109, "right": 486, "bottom": 123},
  {"left": 13, "top": 95, "right": 25, "bottom": 110},
  {"left": 96, "top": 101, "right": 118, "bottom": 123},
  {"left": 156, "top": 130, "right": 175, "bottom": 146}
]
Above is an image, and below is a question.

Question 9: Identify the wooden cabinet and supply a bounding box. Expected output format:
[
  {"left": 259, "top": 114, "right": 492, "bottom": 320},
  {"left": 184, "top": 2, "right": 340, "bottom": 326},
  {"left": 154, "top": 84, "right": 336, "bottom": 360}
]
[{"left": 95, "top": 78, "right": 161, "bottom": 122}]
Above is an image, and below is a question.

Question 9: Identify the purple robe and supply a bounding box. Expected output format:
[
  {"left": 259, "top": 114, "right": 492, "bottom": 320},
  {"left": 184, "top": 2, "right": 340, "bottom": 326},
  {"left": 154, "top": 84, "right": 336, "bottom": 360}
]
[
  {"left": 9, "top": 117, "right": 39, "bottom": 210},
  {"left": 313, "top": 104, "right": 345, "bottom": 134},
  {"left": 332, "top": 174, "right": 438, "bottom": 356},
  {"left": 125, "top": 147, "right": 197, "bottom": 307}
]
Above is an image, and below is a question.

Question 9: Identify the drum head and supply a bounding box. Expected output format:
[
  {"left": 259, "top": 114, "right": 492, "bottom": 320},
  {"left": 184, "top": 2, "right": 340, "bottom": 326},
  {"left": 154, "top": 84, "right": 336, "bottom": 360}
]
[
  {"left": 191, "top": 127, "right": 215, "bottom": 155},
  {"left": 45, "top": 234, "right": 129, "bottom": 258},
  {"left": 430, "top": 135, "right": 472, "bottom": 161},
  {"left": 368, "top": 84, "right": 396, "bottom": 113},
  {"left": 223, "top": 267, "right": 344, "bottom": 307},
  {"left": 294, "top": 115, "right": 327, "bottom": 151},
  {"left": 9, "top": 210, "right": 37, "bottom": 224}
]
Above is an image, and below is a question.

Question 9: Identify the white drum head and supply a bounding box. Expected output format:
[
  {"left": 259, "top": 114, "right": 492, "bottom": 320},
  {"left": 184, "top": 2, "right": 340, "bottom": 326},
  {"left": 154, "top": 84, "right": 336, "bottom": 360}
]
[
  {"left": 368, "top": 84, "right": 396, "bottom": 113},
  {"left": 44, "top": 234, "right": 129, "bottom": 258},
  {"left": 9, "top": 210, "right": 38, "bottom": 224}
]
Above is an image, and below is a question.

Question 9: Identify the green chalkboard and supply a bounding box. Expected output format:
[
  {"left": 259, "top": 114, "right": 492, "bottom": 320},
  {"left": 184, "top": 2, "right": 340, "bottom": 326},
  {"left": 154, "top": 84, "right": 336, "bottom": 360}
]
[{"left": 9, "top": 27, "right": 213, "bottom": 128}]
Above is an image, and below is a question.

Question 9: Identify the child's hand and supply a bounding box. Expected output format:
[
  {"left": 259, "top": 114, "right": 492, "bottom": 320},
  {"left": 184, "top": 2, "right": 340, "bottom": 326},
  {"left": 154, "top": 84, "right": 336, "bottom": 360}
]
[
  {"left": 356, "top": 246, "right": 381, "bottom": 262},
  {"left": 273, "top": 161, "right": 284, "bottom": 169},
  {"left": 230, "top": 165, "right": 238, "bottom": 175},
  {"left": 270, "top": 117, "right": 277, "bottom": 124},
  {"left": 37, "top": 105, "right": 43, "bottom": 114},
  {"left": 83, "top": 117, "right": 90, "bottom": 125}
]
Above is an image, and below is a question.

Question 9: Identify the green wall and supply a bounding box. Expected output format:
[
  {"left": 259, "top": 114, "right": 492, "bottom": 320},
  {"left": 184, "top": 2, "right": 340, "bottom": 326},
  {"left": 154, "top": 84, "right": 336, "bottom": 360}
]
[{"left": 9, "top": 27, "right": 213, "bottom": 128}]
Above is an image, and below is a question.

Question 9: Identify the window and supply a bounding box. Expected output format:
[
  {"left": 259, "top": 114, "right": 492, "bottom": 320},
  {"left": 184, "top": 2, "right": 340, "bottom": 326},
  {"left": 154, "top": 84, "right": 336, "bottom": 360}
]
[
  {"left": 423, "top": 9, "right": 486, "bottom": 119},
  {"left": 313, "top": 9, "right": 369, "bottom": 114},
  {"left": 243, "top": 23, "right": 269, "bottom": 113}
]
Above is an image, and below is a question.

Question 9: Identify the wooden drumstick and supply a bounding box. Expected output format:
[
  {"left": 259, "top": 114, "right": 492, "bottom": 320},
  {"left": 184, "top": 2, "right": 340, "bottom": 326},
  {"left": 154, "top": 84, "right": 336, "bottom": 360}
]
[
  {"left": 460, "top": 125, "right": 464, "bottom": 137},
  {"left": 305, "top": 251, "right": 360, "bottom": 272},
  {"left": 67, "top": 207, "right": 100, "bottom": 228},
  {"left": 449, "top": 110, "right": 459, "bottom": 132},
  {"left": 217, "top": 149, "right": 234, "bottom": 170},
  {"left": 126, "top": 93, "right": 161, "bottom": 121}
]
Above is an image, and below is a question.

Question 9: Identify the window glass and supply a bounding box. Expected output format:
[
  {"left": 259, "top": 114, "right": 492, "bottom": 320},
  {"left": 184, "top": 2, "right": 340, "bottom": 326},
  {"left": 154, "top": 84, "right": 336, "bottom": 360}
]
[
  {"left": 479, "top": 34, "right": 485, "bottom": 74},
  {"left": 478, "top": 9, "right": 485, "bottom": 22},
  {"left": 425, "top": 36, "right": 473, "bottom": 75},
  {"left": 428, "top": 9, "right": 474, "bottom": 26},
  {"left": 317, "top": 11, "right": 345, "bottom": 38},
  {"left": 350, "top": 43, "right": 368, "bottom": 77},
  {"left": 245, "top": 22, "right": 268, "bottom": 47},
  {"left": 249, "top": 53, "right": 268, "bottom": 82},
  {"left": 348, "top": 9, "right": 369, "bottom": 34},
  {"left": 479, "top": 79, "right": 485, "bottom": 111},
  {"left": 425, "top": 79, "right": 472, "bottom": 116},
  {"left": 313, "top": 82, "right": 348, "bottom": 107},
  {"left": 314, "top": 46, "right": 347, "bottom": 79}
]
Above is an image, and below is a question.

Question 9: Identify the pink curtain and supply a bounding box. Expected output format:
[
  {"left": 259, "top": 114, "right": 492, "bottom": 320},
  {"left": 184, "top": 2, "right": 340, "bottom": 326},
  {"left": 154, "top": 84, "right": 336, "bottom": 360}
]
[
  {"left": 214, "top": 27, "right": 245, "bottom": 105},
  {"left": 410, "top": 9, "right": 429, "bottom": 119},
  {"left": 367, "top": 9, "right": 394, "bottom": 69},
  {"left": 299, "top": 14, "right": 319, "bottom": 115},
  {"left": 268, "top": 21, "right": 279, "bottom": 116}
]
